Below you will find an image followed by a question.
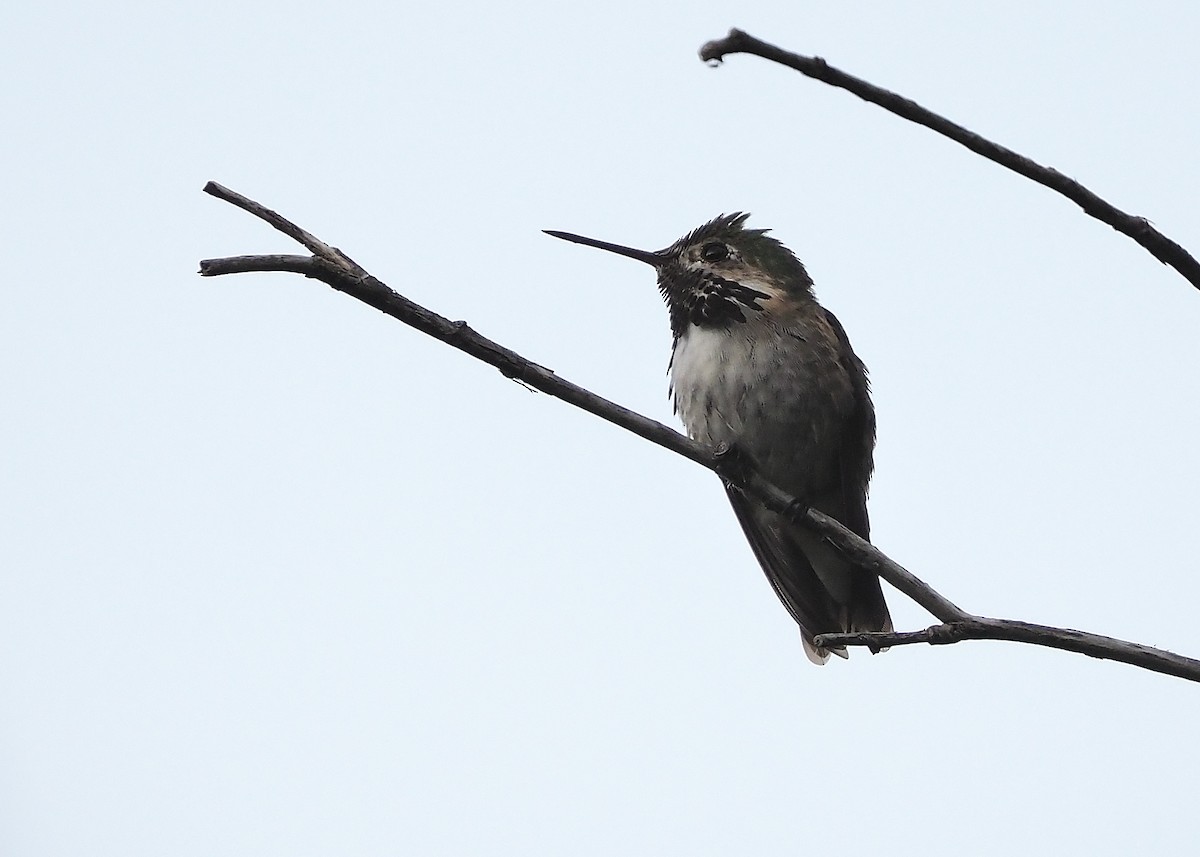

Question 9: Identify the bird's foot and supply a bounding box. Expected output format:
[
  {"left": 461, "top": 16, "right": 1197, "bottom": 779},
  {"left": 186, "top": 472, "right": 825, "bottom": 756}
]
[
  {"left": 712, "top": 441, "right": 754, "bottom": 489},
  {"left": 781, "top": 495, "right": 811, "bottom": 524},
  {"left": 714, "top": 442, "right": 810, "bottom": 519}
]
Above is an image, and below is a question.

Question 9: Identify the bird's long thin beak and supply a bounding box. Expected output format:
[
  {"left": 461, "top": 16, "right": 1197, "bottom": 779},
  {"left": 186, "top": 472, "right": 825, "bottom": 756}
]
[{"left": 543, "top": 229, "right": 664, "bottom": 267}]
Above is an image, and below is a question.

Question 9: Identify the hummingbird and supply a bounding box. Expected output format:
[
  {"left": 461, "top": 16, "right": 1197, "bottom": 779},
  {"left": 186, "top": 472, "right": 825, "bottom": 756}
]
[{"left": 545, "top": 213, "right": 891, "bottom": 663}]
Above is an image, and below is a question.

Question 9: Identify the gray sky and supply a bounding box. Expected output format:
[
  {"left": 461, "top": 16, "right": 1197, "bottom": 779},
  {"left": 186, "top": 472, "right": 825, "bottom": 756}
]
[{"left": 4, "top": 2, "right": 1199, "bottom": 854}]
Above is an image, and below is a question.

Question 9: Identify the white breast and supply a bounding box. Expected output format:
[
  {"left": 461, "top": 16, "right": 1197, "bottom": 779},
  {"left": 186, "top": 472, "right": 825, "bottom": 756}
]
[{"left": 670, "top": 326, "right": 758, "bottom": 449}]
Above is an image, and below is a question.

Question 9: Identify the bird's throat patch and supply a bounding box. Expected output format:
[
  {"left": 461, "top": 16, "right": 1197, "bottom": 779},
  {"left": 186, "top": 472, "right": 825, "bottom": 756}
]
[{"left": 679, "top": 272, "right": 770, "bottom": 328}]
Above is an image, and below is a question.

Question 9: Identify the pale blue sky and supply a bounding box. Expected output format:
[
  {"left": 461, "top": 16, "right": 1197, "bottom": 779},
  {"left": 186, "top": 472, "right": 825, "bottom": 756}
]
[{"left": 3, "top": 2, "right": 1199, "bottom": 854}]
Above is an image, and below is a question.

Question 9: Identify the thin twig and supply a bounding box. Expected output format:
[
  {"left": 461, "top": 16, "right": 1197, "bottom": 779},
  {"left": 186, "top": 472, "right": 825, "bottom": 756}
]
[
  {"left": 200, "top": 183, "right": 1200, "bottom": 683},
  {"left": 198, "top": 254, "right": 316, "bottom": 277},
  {"left": 698, "top": 29, "right": 1200, "bottom": 292},
  {"left": 816, "top": 619, "right": 1200, "bottom": 683}
]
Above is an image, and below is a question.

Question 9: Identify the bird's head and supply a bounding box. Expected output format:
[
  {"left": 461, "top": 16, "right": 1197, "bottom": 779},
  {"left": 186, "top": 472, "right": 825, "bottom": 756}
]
[{"left": 546, "top": 213, "right": 814, "bottom": 337}]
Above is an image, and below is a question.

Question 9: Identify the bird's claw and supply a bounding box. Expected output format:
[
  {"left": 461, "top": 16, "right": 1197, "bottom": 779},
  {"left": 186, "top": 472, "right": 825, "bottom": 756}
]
[
  {"left": 713, "top": 441, "right": 754, "bottom": 489},
  {"left": 782, "top": 496, "right": 811, "bottom": 523}
]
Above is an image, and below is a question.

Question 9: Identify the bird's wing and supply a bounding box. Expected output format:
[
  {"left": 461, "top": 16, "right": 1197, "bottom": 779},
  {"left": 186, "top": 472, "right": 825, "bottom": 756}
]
[
  {"left": 820, "top": 307, "right": 876, "bottom": 541},
  {"left": 727, "top": 309, "right": 891, "bottom": 662}
]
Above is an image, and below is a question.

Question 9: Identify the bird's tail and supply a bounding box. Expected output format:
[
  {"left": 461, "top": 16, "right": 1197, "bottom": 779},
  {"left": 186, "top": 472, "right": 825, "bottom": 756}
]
[{"left": 727, "top": 488, "right": 892, "bottom": 665}]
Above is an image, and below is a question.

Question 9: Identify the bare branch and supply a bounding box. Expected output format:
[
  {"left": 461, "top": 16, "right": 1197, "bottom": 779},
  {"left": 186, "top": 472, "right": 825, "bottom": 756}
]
[
  {"left": 816, "top": 619, "right": 1200, "bottom": 682},
  {"left": 201, "top": 183, "right": 1200, "bottom": 683},
  {"left": 202, "top": 182, "right": 351, "bottom": 267},
  {"left": 698, "top": 29, "right": 1200, "bottom": 293},
  {"left": 198, "top": 254, "right": 317, "bottom": 277}
]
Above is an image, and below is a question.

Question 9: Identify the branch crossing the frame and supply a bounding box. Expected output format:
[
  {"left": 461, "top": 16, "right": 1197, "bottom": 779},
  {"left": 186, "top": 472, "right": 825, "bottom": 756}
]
[{"left": 200, "top": 180, "right": 1200, "bottom": 683}]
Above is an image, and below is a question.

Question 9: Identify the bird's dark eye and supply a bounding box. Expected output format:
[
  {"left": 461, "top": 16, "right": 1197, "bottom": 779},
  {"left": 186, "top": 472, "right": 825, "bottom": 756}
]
[{"left": 700, "top": 242, "right": 729, "bottom": 263}]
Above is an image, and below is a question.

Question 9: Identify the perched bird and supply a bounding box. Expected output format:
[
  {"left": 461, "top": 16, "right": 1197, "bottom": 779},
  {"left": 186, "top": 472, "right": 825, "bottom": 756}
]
[{"left": 545, "top": 213, "right": 891, "bottom": 663}]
